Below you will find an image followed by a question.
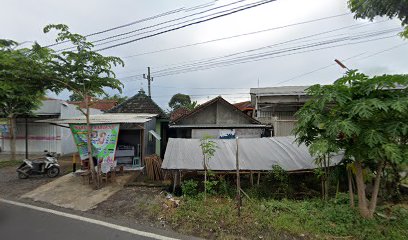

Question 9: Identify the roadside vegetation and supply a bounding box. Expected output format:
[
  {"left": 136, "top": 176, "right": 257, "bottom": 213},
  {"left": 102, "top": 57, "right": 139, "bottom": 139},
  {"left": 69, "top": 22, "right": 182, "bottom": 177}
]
[
  {"left": 154, "top": 167, "right": 408, "bottom": 240},
  {"left": 0, "top": 160, "right": 20, "bottom": 168}
]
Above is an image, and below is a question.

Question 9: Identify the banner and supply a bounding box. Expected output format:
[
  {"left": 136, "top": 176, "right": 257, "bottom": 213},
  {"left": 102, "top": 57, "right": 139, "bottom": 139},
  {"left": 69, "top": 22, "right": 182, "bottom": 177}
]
[
  {"left": 70, "top": 124, "right": 120, "bottom": 172},
  {"left": 0, "top": 118, "right": 9, "bottom": 133}
]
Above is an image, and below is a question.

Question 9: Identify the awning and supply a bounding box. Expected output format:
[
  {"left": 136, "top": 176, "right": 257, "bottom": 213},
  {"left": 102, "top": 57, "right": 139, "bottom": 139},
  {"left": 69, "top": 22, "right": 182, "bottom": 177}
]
[
  {"left": 37, "top": 113, "right": 157, "bottom": 124},
  {"left": 162, "top": 136, "right": 343, "bottom": 172}
]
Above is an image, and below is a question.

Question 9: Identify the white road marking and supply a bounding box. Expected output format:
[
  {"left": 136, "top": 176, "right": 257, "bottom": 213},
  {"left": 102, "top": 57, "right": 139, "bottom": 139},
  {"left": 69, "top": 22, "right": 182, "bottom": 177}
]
[{"left": 0, "top": 198, "right": 179, "bottom": 240}]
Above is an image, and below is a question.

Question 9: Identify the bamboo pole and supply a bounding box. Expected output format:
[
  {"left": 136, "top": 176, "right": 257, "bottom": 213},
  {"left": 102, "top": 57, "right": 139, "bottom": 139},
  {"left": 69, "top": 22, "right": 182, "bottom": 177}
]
[{"left": 236, "top": 138, "right": 241, "bottom": 217}]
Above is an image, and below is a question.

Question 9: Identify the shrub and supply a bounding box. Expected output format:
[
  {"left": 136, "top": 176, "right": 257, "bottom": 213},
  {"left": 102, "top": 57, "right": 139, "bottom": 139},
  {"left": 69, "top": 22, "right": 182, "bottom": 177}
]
[{"left": 181, "top": 179, "right": 198, "bottom": 197}]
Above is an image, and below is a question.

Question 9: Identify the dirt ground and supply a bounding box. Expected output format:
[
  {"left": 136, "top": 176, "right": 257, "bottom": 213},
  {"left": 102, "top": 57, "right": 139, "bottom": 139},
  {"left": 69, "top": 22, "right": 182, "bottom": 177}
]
[
  {"left": 0, "top": 156, "right": 72, "bottom": 200},
  {"left": 89, "top": 185, "right": 169, "bottom": 229}
]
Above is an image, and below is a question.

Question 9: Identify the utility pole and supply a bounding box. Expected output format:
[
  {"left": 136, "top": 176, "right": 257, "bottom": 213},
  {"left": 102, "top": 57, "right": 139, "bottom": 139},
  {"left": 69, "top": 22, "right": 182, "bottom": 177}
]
[{"left": 143, "top": 67, "right": 153, "bottom": 97}]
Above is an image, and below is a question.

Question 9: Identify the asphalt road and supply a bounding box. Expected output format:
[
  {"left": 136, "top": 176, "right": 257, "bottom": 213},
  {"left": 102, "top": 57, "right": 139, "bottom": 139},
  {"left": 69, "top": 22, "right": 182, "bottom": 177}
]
[{"left": 0, "top": 200, "right": 174, "bottom": 240}]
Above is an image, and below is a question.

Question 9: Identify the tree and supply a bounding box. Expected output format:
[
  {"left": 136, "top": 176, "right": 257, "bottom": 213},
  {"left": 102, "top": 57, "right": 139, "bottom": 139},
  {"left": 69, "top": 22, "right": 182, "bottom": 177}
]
[
  {"left": 68, "top": 93, "right": 127, "bottom": 104},
  {"left": 44, "top": 24, "right": 124, "bottom": 188},
  {"left": 294, "top": 70, "right": 408, "bottom": 219},
  {"left": 103, "top": 94, "right": 128, "bottom": 104},
  {"left": 200, "top": 135, "right": 217, "bottom": 200},
  {"left": 0, "top": 40, "right": 53, "bottom": 160},
  {"left": 348, "top": 0, "right": 408, "bottom": 38},
  {"left": 168, "top": 93, "right": 198, "bottom": 110}
]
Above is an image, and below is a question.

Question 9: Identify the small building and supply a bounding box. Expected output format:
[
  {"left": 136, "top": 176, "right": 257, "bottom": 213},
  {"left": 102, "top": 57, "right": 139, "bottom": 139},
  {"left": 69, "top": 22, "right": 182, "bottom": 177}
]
[
  {"left": 106, "top": 89, "right": 169, "bottom": 157},
  {"left": 250, "top": 86, "right": 310, "bottom": 136},
  {"left": 233, "top": 101, "right": 254, "bottom": 116},
  {"left": 0, "top": 98, "right": 101, "bottom": 155},
  {"left": 169, "top": 96, "right": 269, "bottom": 139}
]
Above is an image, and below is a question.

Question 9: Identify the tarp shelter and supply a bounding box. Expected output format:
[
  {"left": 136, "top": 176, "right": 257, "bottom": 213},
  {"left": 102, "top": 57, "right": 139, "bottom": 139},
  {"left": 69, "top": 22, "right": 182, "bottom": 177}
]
[{"left": 162, "top": 136, "right": 343, "bottom": 172}]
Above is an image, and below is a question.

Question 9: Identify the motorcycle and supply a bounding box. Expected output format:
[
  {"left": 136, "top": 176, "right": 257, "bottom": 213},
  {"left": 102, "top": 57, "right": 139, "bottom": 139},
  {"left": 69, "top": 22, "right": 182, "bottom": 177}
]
[{"left": 16, "top": 150, "right": 60, "bottom": 179}]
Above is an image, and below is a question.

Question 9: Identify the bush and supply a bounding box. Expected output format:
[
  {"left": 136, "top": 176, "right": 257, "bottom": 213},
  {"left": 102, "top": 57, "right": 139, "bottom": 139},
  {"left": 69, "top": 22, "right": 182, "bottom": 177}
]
[{"left": 181, "top": 179, "right": 198, "bottom": 197}]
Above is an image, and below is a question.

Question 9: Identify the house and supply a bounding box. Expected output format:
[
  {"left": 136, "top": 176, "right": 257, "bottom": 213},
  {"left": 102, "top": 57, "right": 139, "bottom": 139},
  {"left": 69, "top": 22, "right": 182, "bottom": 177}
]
[
  {"left": 233, "top": 101, "right": 254, "bottom": 116},
  {"left": 0, "top": 98, "right": 102, "bottom": 155},
  {"left": 106, "top": 89, "right": 169, "bottom": 157},
  {"left": 169, "top": 96, "right": 269, "bottom": 139},
  {"left": 250, "top": 86, "right": 310, "bottom": 136}
]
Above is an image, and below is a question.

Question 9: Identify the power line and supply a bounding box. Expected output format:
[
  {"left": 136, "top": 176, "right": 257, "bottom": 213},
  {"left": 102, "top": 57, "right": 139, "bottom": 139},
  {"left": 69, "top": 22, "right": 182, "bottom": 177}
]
[
  {"left": 89, "top": 0, "right": 250, "bottom": 47},
  {"left": 94, "top": 0, "right": 277, "bottom": 52},
  {"left": 117, "top": 20, "right": 389, "bottom": 79},
  {"left": 121, "top": 12, "right": 352, "bottom": 58},
  {"left": 45, "top": 0, "right": 217, "bottom": 48},
  {"left": 152, "top": 27, "right": 398, "bottom": 75},
  {"left": 149, "top": 30, "right": 401, "bottom": 77}
]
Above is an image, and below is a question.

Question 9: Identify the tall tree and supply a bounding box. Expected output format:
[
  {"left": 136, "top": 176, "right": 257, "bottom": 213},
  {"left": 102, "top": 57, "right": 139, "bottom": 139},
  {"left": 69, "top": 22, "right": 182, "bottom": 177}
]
[
  {"left": 169, "top": 93, "right": 198, "bottom": 111},
  {"left": 295, "top": 70, "right": 408, "bottom": 219},
  {"left": 0, "top": 40, "right": 53, "bottom": 160},
  {"left": 348, "top": 0, "right": 408, "bottom": 38},
  {"left": 44, "top": 24, "right": 124, "bottom": 188}
]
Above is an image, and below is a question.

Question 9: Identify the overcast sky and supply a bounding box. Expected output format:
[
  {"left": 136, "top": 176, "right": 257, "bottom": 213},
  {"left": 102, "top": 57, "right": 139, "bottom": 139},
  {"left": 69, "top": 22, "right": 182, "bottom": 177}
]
[{"left": 1, "top": 0, "right": 407, "bottom": 110}]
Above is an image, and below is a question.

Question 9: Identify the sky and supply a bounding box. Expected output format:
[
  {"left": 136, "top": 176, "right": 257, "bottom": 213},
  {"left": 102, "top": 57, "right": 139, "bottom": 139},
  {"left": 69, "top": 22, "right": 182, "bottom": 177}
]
[{"left": 1, "top": 0, "right": 407, "bottom": 111}]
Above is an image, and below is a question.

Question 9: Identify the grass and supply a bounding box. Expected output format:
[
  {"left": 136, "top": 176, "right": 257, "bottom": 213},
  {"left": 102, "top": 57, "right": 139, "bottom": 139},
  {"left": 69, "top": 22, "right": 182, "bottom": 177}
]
[
  {"left": 157, "top": 194, "right": 408, "bottom": 240},
  {"left": 0, "top": 160, "right": 21, "bottom": 168}
]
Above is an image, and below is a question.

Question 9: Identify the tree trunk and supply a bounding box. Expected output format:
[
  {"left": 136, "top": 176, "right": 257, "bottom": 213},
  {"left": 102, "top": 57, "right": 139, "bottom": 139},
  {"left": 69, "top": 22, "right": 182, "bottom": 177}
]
[
  {"left": 9, "top": 115, "right": 16, "bottom": 161},
  {"left": 354, "top": 161, "right": 384, "bottom": 219},
  {"left": 204, "top": 157, "right": 207, "bottom": 201},
  {"left": 85, "top": 95, "right": 98, "bottom": 189},
  {"left": 347, "top": 168, "right": 355, "bottom": 208},
  {"left": 368, "top": 161, "right": 384, "bottom": 216}
]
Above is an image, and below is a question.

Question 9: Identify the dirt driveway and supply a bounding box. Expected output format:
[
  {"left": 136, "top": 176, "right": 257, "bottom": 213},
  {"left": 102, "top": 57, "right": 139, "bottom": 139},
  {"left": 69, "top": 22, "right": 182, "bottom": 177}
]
[{"left": 0, "top": 158, "right": 72, "bottom": 200}]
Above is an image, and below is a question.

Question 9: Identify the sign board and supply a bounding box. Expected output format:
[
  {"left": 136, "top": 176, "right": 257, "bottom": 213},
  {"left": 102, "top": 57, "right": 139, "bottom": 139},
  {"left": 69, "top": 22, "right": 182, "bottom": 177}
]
[
  {"left": 219, "top": 129, "right": 236, "bottom": 139},
  {"left": 0, "top": 118, "right": 9, "bottom": 133},
  {"left": 70, "top": 124, "right": 120, "bottom": 172}
]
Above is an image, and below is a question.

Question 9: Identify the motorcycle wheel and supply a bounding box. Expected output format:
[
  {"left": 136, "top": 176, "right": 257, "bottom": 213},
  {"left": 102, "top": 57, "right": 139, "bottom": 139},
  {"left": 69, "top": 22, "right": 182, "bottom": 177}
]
[
  {"left": 46, "top": 166, "right": 60, "bottom": 178},
  {"left": 17, "top": 166, "right": 30, "bottom": 179}
]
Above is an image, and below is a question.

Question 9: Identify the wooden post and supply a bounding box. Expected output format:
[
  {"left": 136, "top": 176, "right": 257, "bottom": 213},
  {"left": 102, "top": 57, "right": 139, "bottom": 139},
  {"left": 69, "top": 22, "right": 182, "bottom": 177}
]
[
  {"left": 236, "top": 138, "right": 241, "bottom": 217},
  {"left": 250, "top": 171, "right": 254, "bottom": 186},
  {"left": 257, "top": 172, "right": 261, "bottom": 185},
  {"left": 173, "top": 171, "right": 177, "bottom": 193}
]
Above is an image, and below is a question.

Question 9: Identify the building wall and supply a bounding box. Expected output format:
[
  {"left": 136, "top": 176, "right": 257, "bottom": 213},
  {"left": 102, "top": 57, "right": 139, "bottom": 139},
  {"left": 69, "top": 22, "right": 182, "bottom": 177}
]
[
  {"left": 178, "top": 101, "right": 253, "bottom": 126},
  {"left": 0, "top": 121, "right": 61, "bottom": 154},
  {"left": 191, "top": 128, "right": 262, "bottom": 139}
]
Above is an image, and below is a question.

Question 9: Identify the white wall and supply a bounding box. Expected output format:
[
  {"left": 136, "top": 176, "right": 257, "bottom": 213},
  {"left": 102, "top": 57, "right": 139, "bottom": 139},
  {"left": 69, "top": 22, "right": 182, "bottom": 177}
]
[{"left": 191, "top": 128, "right": 262, "bottom": 139}]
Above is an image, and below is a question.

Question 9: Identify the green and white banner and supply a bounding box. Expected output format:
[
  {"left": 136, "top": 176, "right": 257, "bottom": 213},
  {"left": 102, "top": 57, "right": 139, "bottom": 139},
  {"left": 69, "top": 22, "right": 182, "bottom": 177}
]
[{"left": 70, "top": 124, "right": 120, "bottom": 171}]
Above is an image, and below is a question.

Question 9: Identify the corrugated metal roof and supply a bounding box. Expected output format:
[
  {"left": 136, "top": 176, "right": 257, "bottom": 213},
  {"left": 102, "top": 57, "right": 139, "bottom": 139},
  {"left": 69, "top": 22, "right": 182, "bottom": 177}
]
[
  {"left": 169, "top": 124, "right": 267, "bottom": 128},
  {"left": 162, "top": 137, "right": 343, "bottom": 171},
  {"left": 250, "top": 86, "right": 309, "bottom": 96},
  {"left": 37, "top": 113, "right": 157, "bottom": 124}
]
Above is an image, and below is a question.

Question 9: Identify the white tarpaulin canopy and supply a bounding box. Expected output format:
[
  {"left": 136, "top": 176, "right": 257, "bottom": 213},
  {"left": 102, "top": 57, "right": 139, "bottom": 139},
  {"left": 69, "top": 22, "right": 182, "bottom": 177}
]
[{"left": 162, "top": 137, "right": 343, "bottom": 172}]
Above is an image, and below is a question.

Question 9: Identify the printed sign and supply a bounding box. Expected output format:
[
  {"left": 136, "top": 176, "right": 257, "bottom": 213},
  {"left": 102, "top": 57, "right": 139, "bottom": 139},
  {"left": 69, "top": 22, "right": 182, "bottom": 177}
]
[
  {"left": 70, "top": 124, "right": 120, "bottom": 172},
  {"left": 219, "top": 129, "right": 236, "bottom": 139},
  {"left": 0, "top": 118, "right": 9, "bottom": 133}
]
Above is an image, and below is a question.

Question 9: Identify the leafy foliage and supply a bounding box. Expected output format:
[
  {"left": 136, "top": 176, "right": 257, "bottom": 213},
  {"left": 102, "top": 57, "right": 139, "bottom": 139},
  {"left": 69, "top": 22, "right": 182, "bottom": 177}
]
[
  {"left": 181, "top": 179, "right": 199, "bottom": 197},
  {"left": 348, "top": 0, "right": 408, "bottom": 38},
  {"left": 168, "top": 93, "right": 198, "bottom": 111},
  {"left": 295, "top": 70, "right": 408, "bottom": 217},
  {"left": 43, "top": 24, "right": 124, "bottom": 97}
]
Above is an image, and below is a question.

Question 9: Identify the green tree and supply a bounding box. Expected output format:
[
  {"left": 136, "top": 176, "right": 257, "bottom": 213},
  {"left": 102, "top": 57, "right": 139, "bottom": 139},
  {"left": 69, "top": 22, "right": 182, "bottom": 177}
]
[
  {"left": 348, "top": 0, "right": 408, "bottom": 38},
  {"left": 44, "top": 24, "right": 124, "bottom": 188},
  {"left": 294, "top": 70, "right": 408, "bottom": 219},
  {"left": 0, "top": 40, "right": 54, "bottom": 160},
  {"left": 168, "top": 93, "right": 197, "bottom": 110},
  {"left": 103, "top": 94, "right": 128, "bottom": 104},
  {"left": 200, "top": 135, "right": 217, "bottom": 200}
]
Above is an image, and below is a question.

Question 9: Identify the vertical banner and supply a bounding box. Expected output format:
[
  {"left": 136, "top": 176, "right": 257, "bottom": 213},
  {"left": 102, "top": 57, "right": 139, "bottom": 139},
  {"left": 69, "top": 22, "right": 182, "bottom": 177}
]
[
  {"left": 70, "top": 124, "right": 120, "bottom": 172},
  {"left": 0, "top": 118, "right": 9, "bottom": 133}
]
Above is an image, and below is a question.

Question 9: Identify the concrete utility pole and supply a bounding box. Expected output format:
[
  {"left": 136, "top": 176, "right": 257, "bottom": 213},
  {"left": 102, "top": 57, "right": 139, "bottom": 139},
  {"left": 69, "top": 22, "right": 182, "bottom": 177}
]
[{"left": 143, "top": 67, "right": 153, "bottom": 97}]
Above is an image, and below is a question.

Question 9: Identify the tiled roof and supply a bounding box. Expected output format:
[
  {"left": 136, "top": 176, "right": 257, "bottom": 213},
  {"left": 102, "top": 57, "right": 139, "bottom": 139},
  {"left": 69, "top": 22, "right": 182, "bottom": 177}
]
[
  {"left": 171, "top": 96, "right": 260, "bottom": 124},
  {"left": 106, "top": 89, "right": 167, "bottom": 118},
  {"left": 170, "top": 107, "right": 191, "bottom": 121},
  {"left": 233, "top": 101, "right": 253, "bottom": 111},
  {"left": 68, "top": 99, "right": 118, "bottom": 112}
]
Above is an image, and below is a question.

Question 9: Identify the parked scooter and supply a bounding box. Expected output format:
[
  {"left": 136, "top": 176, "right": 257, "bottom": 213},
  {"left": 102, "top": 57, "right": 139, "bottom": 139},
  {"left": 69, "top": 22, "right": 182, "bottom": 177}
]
[{"left": 16, "top": 150, "right": 60, "bottom": 179}]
